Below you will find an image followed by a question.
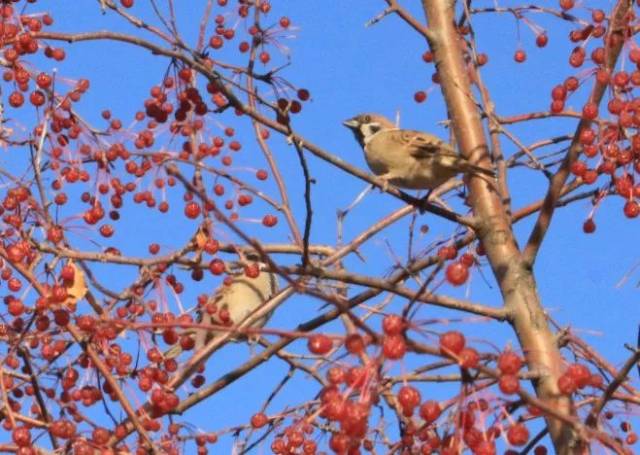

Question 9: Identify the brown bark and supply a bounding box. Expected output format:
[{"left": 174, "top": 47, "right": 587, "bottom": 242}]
[{"left": 421, "top": 1, "right": 584, "bottom": 452}]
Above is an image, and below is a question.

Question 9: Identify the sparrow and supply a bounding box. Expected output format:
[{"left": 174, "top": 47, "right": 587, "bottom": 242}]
[
  {"left": 343, "top": 113, "right": 494, "bottom": 191},
  {"left": 166, "top": 257, "right": 278, "bottom": 358}
]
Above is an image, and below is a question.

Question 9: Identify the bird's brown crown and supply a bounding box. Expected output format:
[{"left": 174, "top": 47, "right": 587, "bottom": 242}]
[{"left": 343, "top": 113, "right": 396, "bottom": 130}]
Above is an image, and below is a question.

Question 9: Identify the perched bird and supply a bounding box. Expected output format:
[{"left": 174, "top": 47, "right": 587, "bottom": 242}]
[
  {"left": 343, "top": 113, "right": 494, "bottom": 191},
  {"left": 166, "top": 257, "right": 278, "bottom": 358}
]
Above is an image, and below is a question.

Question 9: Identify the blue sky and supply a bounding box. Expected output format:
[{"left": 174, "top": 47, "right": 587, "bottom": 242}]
[{"left": 5, "top": 0, "right": 639, "bottom": 452}]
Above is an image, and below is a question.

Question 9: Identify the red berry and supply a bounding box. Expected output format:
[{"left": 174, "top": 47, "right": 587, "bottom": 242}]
[
  {"left": 30, "top": 90, "right": 46, "bottom": 107},
  {"left": 437, "top": 245, "right": 457, "bottom": 260},
  {"left": 262, "top": 214, "right": 278, "bottom": 227},
  {"left": 578, "top": 128, "right": 595, "bottom": 145},
  {"left": 297, "top": 89, "right": 310, "bottom": 101},
  {"left": 498, "top": 350, "right": 523, "bottom": 375},
  {"left": 414, "top": 91, "right": 427, "bottom": 103},
  {"left": 382, "top": 314, "right": 405, "bottom": 335},
  {"left": 439, "top": 331, "right": 465, "bottom": 356},
  {"left": 419, "top": 400, "right": 441, "bottom": 423},
  {"left": 569, "top": 47, "right": 585, "bottom": 67},
  {"left": 507, "top": 423, "right": 530, "bottom": 446},
  {"left": 559, "top": 0, "right": 574, "bottom": 11},
  {"left": 308, "top": 334, "right": 333, "bottom": 355},
  {"left": 12, "top": 427, "right": 31, "bottom": 447},
  {"left": 624, "top": 201, "right": 640, "bottom": 218},
  {"left": 289, "top": 100, "right": 302, "bottom": 114},
  {"left": 184, "top": 201, "right": 201, "bottom": 219},
  {"left": 583, "top": 218, "right": 596, "bottom": 234},
  {"left": 397, "top": 385, "right": 421, "bottom": 410},
  {"left": 60, "top": 265, "right": 75, "bottom": 281},
  {"left": 550, "top": 100, "right": 565, "bottom": 114},
  {"left": 458, "top": 347, "right": 479, "bottom": 369},
  {"left": 551, "top": 85, "right": 566, "bottom": 101},
  {"left": 582, "top": 102, "right": 598, "bottom": 120},
  {"left": 557, "top": 373, "right": 576, "bottom": 395},
  {"left": 514, "top": 50, "right": 526, "bottom": 63},
  {"left": 203, "top": 239, "right": 219, "bottom": 255},
  {"left": 498, "top": 374, "right": 520, "bottom": 394},
  {"left": 250, "top": 412, "right": 268, "bottom": 428},
  {"left": 8, "top": 91, "right": 24, "bottom": 108},
  {"left": 36, "top": 72, "right": 52, "bottom": 88},
  {"left": 566, "top": 363, "right": 590, "bottom": 389},
  {"left": 345, "top": 334, "right": 366, "bottom": 355},
  {"left": 613, "top": 71, "right": 630, "bottom": 87},
  {"left": 279, "top": 17, "right": 291, "bottom": 28},
  {"left": 460, "top": 252, "right": 475, "bottom": 267},
  {"left": 327, "top": 367, "right": 345, "bottom": 384},
  {"left": 99, "top": 224, "right": 114, "bottom": 237},
  {"left": 592, "top": 9, "right": 605, "bottom": 23},
  {"left": 209, "top": 36, "right": 223, "bottom": 49},
  {"left": 445, "top": 262, "right": 469, "bottom": 286},
  {"left": 536, "top": 33, "right": 548, "bottom": 47},
  {"left": 208, "top": 258, "right": 225, "bottom": 275},
  {"left": 382, "top": 335, "right": 406, "bottom": 360},
  {"left": 244, "top": 263, "right": 260, "bottom": 278},
  {"left": 570, "top": 161, "right": 587, "bottom": 177}
]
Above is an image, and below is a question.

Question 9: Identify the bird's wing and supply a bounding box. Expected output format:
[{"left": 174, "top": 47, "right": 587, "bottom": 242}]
[
  {"left": 391, "top": 129, "right": 457, "bottom": 159},
  {"left": 374, "top": 129, "right": 457, "bottom": 160},
  {"left": 379, "top": 129, "right": 495, "bottom": 177}
]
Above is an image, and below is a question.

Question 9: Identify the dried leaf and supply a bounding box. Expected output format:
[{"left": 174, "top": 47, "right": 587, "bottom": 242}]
[
  {"left": 62, "top": 262, "right": 87, "bottom": 310},
  {"left": 195, "top": 225, "right": 208, "bottom": 249}
]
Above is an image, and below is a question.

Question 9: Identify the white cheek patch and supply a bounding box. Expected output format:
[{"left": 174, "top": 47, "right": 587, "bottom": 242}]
[{"left": 361, "top": 122, "right": 382, "bottom": 144}]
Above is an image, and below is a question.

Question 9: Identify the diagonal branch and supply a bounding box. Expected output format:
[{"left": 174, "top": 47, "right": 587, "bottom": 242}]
[
  {"left": 522, "top": 0, "right": 631, "bottom": 266},
  {"left": 585, "top": 348, "right": 640, "bottom": 427},
  {"left": 33, "top": 30, "right": 478, "bottom": 230}
]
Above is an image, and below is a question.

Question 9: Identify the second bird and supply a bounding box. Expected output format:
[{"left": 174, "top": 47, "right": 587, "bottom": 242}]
[{"left": 343, "top": 113, "right": 494, "bottom": 190}]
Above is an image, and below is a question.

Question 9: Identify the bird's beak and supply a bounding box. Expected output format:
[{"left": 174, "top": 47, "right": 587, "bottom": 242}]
[{"left": 343, "top": 118, "right": 359, "bottom": 129}]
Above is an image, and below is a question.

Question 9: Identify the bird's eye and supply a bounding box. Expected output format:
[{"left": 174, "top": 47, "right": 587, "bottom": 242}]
[{"left": 363, "top": 115, "right": 371, "bottom": 122}]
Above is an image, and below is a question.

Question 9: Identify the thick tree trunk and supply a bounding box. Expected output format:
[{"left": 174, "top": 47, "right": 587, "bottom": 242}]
[{"left": 421, "top": 1, "right": 583, "bottom": 452}]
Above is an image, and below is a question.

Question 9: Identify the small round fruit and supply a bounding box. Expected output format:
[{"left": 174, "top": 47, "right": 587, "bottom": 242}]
[
  {"left": 497, "top": 350, "right": 523, "bottom": 375},
  {"left": 557, "top": 374, "right": 576, "bottom": 395},
  {"left": 458, "top": 347, "right": 480, "bottom": 369},
  {"left": 344, "top": 334, "right": 366, "bottom": 355},
  {"left": 308, "top": 334, "right": 332, "bottom": 355},
  {"left": 583, "top": 218, "right": 596, "bottom": 234},
  {"left": 536, "top": 33, "right": 548, "bottom": 47},
  {"left": 184, "top": 201, "right": 201, "bottom": 219},
  {"left": 419, "top": 400, "right": 441, "bottom": 423},
  {"left": 250, "top": 412, "right": 268, "bottom": 429},
  {"left": 262, "top": 214, "right": 278, "bottom": 227},
  {"left": 445, "top": 262, "right": 469, "bottom": 286},
  {"left": 439, "top": 331, "right": 465, "bottom": 356},
  {"left": 397, "top": 385, "right": 421, "bottom": 410},
  {"left": 498, "top": 374, "right": 520, "bottom": 395},
  {"left": 382, "top": 314, "right": 404, "bottom": 336},
  {"left": 382, "top": 335, "right": 406, "bottom": 360},
  {"left": 507, "top": 423, "right": 530, "bottom": 446},
  {"left": 414, "top": 91, "right": 427, "bottom": 103},
  {"left": 514, "top": 50, "right": 526, "bottom": 63}
]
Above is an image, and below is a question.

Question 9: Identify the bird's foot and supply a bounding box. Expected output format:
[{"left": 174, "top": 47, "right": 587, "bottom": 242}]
[{"left": 375, "top": 175, "right": 392, "bottom": 193}]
